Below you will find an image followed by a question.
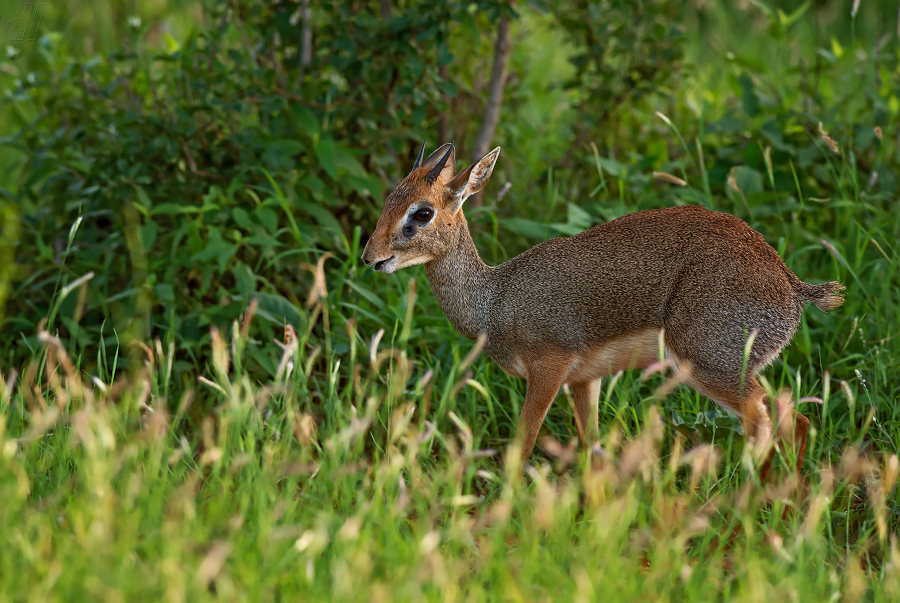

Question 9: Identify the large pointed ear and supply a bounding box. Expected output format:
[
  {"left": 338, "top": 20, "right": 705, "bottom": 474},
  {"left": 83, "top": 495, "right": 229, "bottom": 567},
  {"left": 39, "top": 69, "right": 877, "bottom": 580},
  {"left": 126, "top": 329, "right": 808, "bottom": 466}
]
[
  {"left": 421, "top": 143, "right": 456, "bottom": 184},
  {"left": 446, "top": 147, "right": 501, "bottom": 212}
]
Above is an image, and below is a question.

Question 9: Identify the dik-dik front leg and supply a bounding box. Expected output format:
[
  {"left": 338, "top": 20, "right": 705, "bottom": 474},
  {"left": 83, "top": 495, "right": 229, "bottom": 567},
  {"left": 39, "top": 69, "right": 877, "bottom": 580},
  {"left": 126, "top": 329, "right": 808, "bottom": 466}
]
[
  {"left": 514, "top": 361, "right": 571, "bottom": 459},
  {"left": 571, "top": 379, "right": 602, "bottom": 451}
]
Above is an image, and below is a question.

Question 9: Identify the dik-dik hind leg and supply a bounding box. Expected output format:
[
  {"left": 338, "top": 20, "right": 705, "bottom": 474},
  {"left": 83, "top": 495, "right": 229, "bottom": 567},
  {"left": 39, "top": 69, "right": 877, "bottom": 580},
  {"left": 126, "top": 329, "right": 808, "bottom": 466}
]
[
  {"left": 737, "top": 384, "right": 809, "bottom": 481},
  {"left": 772, "top": 394, "right": 810, "bottom": 476},
  {"left": 692, "top": 373, "right": 811, "bottom": 537},
  {"left": 514, "top": 361, "right": 571, "bottom": 460},
  {"left": 571, "top": 379, "right": 602, "bottom": 451},
  {"left": 687, "top": 372, "right": 808, "bottom": 482}
]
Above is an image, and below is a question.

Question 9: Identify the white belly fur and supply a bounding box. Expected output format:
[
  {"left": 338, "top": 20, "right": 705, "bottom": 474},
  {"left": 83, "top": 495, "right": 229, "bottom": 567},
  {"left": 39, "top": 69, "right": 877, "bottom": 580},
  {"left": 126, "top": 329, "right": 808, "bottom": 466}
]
[{"left": 565, "top": 329, "right": 661, "bottom": 384}]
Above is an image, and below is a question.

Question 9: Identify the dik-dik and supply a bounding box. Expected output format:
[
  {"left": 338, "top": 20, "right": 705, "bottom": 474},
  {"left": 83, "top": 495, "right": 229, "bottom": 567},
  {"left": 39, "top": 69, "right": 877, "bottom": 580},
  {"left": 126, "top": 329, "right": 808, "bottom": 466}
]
[{"left": 361, "top": 142, "right": 844, "bottom": 480}]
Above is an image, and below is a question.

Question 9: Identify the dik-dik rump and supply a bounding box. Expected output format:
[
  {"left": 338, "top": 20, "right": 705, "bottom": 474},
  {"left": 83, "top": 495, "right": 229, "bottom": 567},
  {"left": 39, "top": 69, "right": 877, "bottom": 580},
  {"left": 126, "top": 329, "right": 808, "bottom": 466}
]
[{"left": 361, "top": 142, "right": 844, "bottom": 480}]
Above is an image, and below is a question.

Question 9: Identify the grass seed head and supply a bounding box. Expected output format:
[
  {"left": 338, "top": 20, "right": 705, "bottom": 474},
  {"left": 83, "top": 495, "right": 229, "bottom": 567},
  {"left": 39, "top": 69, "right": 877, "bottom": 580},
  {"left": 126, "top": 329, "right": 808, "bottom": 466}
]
[
  {"left": 294, "top": 413, "right": 318, "bottom": 448},
  {"left": 681, "top": 444, "right": 721, "bottom": 490},
  {"left": 652, "top": 171, "right": 687, "bottom": 186},
  {"left": 727, "top": 167, "right": 741, "bottom": 193},
  {"left": 818, "top": 122, "right": 840, "bottom": 153}
]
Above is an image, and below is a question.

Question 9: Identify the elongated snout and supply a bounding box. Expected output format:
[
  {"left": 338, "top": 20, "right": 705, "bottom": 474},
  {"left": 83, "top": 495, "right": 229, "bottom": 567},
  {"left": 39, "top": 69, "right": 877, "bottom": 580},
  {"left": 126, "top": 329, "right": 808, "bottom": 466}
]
[
  {"left": 360, "top": 238, "right": 377, "bottom": 266},
  {"left": 361, "top": 235, "right": 396, "bottom": 273}
]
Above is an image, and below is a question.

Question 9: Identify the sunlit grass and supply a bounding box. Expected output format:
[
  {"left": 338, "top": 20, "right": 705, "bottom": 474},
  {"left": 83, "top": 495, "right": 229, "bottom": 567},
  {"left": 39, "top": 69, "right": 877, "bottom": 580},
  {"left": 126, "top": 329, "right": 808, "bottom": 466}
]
[
  {"left": 2, "top": 0, "right": 900, "bottom": 599},
  {"left": 1, "top": 250, "right": 899, "bottom": 599},
  {"left": 3, "top": 99, "right": 899, "bottom": 598}
]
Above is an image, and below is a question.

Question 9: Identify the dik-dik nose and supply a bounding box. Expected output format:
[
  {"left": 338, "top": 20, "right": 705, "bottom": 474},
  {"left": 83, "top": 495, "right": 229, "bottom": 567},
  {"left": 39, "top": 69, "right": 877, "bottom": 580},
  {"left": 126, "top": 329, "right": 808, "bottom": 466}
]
[
  {"left": 361, "top": 236, "right": 391, "bottom": 269},
  {"left": 360, "top": 240, "right": 375, "bottom": 265}
]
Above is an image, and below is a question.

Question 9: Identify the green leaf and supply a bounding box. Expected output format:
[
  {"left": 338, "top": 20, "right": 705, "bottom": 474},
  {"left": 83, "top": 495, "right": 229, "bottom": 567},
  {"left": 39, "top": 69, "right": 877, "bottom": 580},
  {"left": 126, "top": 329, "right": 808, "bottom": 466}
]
[
  {"left": 299, "top": 176, "right": 325, "bottom": 195},
  {"left": 777, "top": 0, "right": 811, "bottom": 29},
  {"left": 747, "top": 0, "right": 773, "bottom": 18},
  {"left": 140, "top": 219, "right": 158, "bottom": 250},
  {"left": 335, "top": 147, "right": 367, "bottom": 178},
  {"left": 255, "top": 207, "right": 278, "bottom": 232},
  {"left": 134, "top": 185, "right": 153, "bottom": 210},
  {"left": 267, "top": 139, "right": 305, "bottom": 157},
  {"left": 566, "top": 202, "right": 592, "bottom": 231},
  {"left": 345, "top": 174, "right": 382, "bottom": 199},
  {"left": 232, "top": 207, "right": 252, "bottom": 229},
  {"left": 154, "top": 283, "right": 175, "bottom": 303},
  {"left": 263, "top": 140, "right": 305, "bottom": 171},
  {"left": 707, "top": 116, "right": 744, "bottom": 133},
  {"left": 314, "top": 136, "right": 338, "bottom": 179},
  {"left": 830, "top": 37, "right": 844, "bottom": 59},
  {"left": 192, "top": 227, "right": 237, "bottom": 273},
  {"left": 502, "top": 218, "right": 552, "bottom": 240},
  {"left": 759, "top": 121, "right": 795, "bottom": 153},
  {"left": 346, "top": 280, "right": 386, "bottom": 311},
  {"left": 152, "top": 203, "right": 200, "bottom": 216},
  {"left": 297, "top": 201, "right": 343, "bottom": 234},
  {"left": 738, "top": 73, "right": 759, "bottom": 117},
  {"left": 255, "top": 292, "right": 306, "bottom": 332},
  {"left": 550, "top": 222, "right": 584, "bottom": 236},
  {"left": 594, "top": 156, "right": 627, "bottom": 178},
  {"left": 164, "top": 32, "right": 180, "bottom": 54},
  {"left": 233, "top": 262, "right": 256, "bottom": 297},
  {"left": 291, "top": 104, "right": 319, "bottom": 136},
  {"left": 728, "top": 166, "right": 765, "bottom": 200}
]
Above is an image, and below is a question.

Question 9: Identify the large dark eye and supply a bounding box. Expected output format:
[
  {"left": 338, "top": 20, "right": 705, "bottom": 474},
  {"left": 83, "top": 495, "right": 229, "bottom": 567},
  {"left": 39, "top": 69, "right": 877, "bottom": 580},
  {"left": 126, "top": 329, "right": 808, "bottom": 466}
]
[{"left": 414, "top": 208, "right": 433, "bottom": 222}]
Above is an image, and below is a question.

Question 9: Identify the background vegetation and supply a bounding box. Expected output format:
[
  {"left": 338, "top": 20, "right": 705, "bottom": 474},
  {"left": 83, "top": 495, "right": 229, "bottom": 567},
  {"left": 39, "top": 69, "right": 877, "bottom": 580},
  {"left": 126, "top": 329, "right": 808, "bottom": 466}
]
[{"left": 1, "top": 0, "right": 899, "bottom": 599}]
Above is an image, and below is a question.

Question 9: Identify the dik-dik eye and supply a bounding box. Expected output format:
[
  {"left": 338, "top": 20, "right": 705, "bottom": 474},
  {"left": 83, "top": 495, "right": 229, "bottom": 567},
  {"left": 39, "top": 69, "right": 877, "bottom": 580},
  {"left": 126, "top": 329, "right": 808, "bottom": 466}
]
[{"left": 414, "top": 208, "right": 433, "bottom": 222}]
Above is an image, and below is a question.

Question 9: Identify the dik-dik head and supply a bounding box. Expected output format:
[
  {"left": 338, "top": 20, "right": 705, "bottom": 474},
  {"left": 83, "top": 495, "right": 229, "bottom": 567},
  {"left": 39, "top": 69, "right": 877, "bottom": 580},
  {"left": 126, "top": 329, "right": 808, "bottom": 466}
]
[{"left": 361, "top": 141, "right": 500, "bottom": 273}]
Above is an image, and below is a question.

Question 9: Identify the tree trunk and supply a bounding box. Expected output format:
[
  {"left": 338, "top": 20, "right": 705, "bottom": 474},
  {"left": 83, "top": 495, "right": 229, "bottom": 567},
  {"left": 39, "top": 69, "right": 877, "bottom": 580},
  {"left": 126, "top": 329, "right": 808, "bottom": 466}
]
[
  {"left": 300, "top": 0, "right": 312, "bottom": 66},
  {"left": 380, "top": 0, "right": 392, "bottom": 19},
  {"left": 469, "top": 1, "right": 514, "bottom": 205},
  {"left": 438, "top": 62, "right": 451, "bottom": 144}
]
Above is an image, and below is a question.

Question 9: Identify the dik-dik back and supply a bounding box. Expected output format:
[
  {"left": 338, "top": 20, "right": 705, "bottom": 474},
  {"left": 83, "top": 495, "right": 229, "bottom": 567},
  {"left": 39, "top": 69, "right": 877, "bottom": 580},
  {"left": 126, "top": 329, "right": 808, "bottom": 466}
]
[
  {"left": 362, "top": 141, "right": 844, "bottom": 479},
  {"left": 488, "top": 205, "right": 838, "bottom": 379}
]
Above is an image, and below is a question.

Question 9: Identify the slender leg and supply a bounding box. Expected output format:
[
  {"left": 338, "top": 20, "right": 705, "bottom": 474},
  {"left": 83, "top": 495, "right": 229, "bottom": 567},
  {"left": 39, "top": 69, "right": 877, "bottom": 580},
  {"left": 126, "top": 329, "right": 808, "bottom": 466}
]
[
  {"left": 742, "top": 382, "right": 778, "bottom": 484},
  {"left": 684, "top": 374, "right": 775, "bottom": 547},
  {"left": 734, "top": 383, "right": 809, "bottom": 483},
  {"left": 770, "top": 395, "right": 811, "bottom": 521},
  {"left": 684, "top": 374, "right": 777, "bottom": 482},
  {"left": 688, "top": 373, "right": 810, "bottom": 483},
  {"left": 571, "top": 379, "right": 602, "bottom": 450},
  {"left": 514, "top": 361, "right": 571, "bottom": 460},
  {"left": 773, "top": 395, "right": 810, "bottom": 475}
]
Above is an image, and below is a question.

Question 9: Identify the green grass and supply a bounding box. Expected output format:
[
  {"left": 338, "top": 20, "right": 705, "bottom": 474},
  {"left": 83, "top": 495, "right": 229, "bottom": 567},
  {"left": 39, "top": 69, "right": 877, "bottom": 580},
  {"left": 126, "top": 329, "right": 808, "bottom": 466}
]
[
  {"left": 1, "top": 270, "right": 899, "bottom": 600},
  {"left": 3, "top": 150, "right": 900, "bottom": 598},
  {"left": 3, "top": 0, "right": 900, "bottom": 600}
]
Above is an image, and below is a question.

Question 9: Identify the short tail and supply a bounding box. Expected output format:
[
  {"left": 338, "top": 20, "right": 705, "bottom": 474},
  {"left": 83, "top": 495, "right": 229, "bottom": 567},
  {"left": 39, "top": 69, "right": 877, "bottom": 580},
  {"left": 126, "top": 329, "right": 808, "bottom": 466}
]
[{"left": 798, "top": 281, "right": 846, "bottom": 311}]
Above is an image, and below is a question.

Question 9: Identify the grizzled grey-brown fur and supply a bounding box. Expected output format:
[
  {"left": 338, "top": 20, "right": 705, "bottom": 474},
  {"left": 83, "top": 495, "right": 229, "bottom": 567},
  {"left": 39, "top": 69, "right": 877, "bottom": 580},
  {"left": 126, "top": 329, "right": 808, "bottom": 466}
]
[{"left": 362, "top": 142, "right": 844, "bottom": 481}]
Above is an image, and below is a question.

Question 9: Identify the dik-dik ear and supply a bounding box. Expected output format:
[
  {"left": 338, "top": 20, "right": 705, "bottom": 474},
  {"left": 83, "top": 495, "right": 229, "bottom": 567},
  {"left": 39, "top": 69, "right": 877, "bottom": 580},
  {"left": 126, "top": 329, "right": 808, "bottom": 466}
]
[
  {"left": 447, "top": 147, "right": 501, "bottom": 212},
  {"left": 421, "top": 142, "right": 456, "bottom": 185}
]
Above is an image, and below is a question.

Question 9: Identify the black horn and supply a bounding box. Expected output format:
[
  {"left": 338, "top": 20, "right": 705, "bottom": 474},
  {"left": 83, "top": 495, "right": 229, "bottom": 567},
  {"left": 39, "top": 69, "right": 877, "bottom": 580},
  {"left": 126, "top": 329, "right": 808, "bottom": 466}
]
[
  {"left": 425, "top": 142, "right": 454, "bottom": 184},
  {"left": 410, "top": 139, "right": 427, "bottom": 172}
]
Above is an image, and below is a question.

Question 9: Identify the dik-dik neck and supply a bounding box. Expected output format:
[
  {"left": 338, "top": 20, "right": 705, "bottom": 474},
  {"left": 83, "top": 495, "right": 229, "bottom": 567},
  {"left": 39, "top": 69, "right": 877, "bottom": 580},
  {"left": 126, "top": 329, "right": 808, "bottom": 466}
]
[{"left": 424, "top": 218, "right": 496, "bottom": 340}]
